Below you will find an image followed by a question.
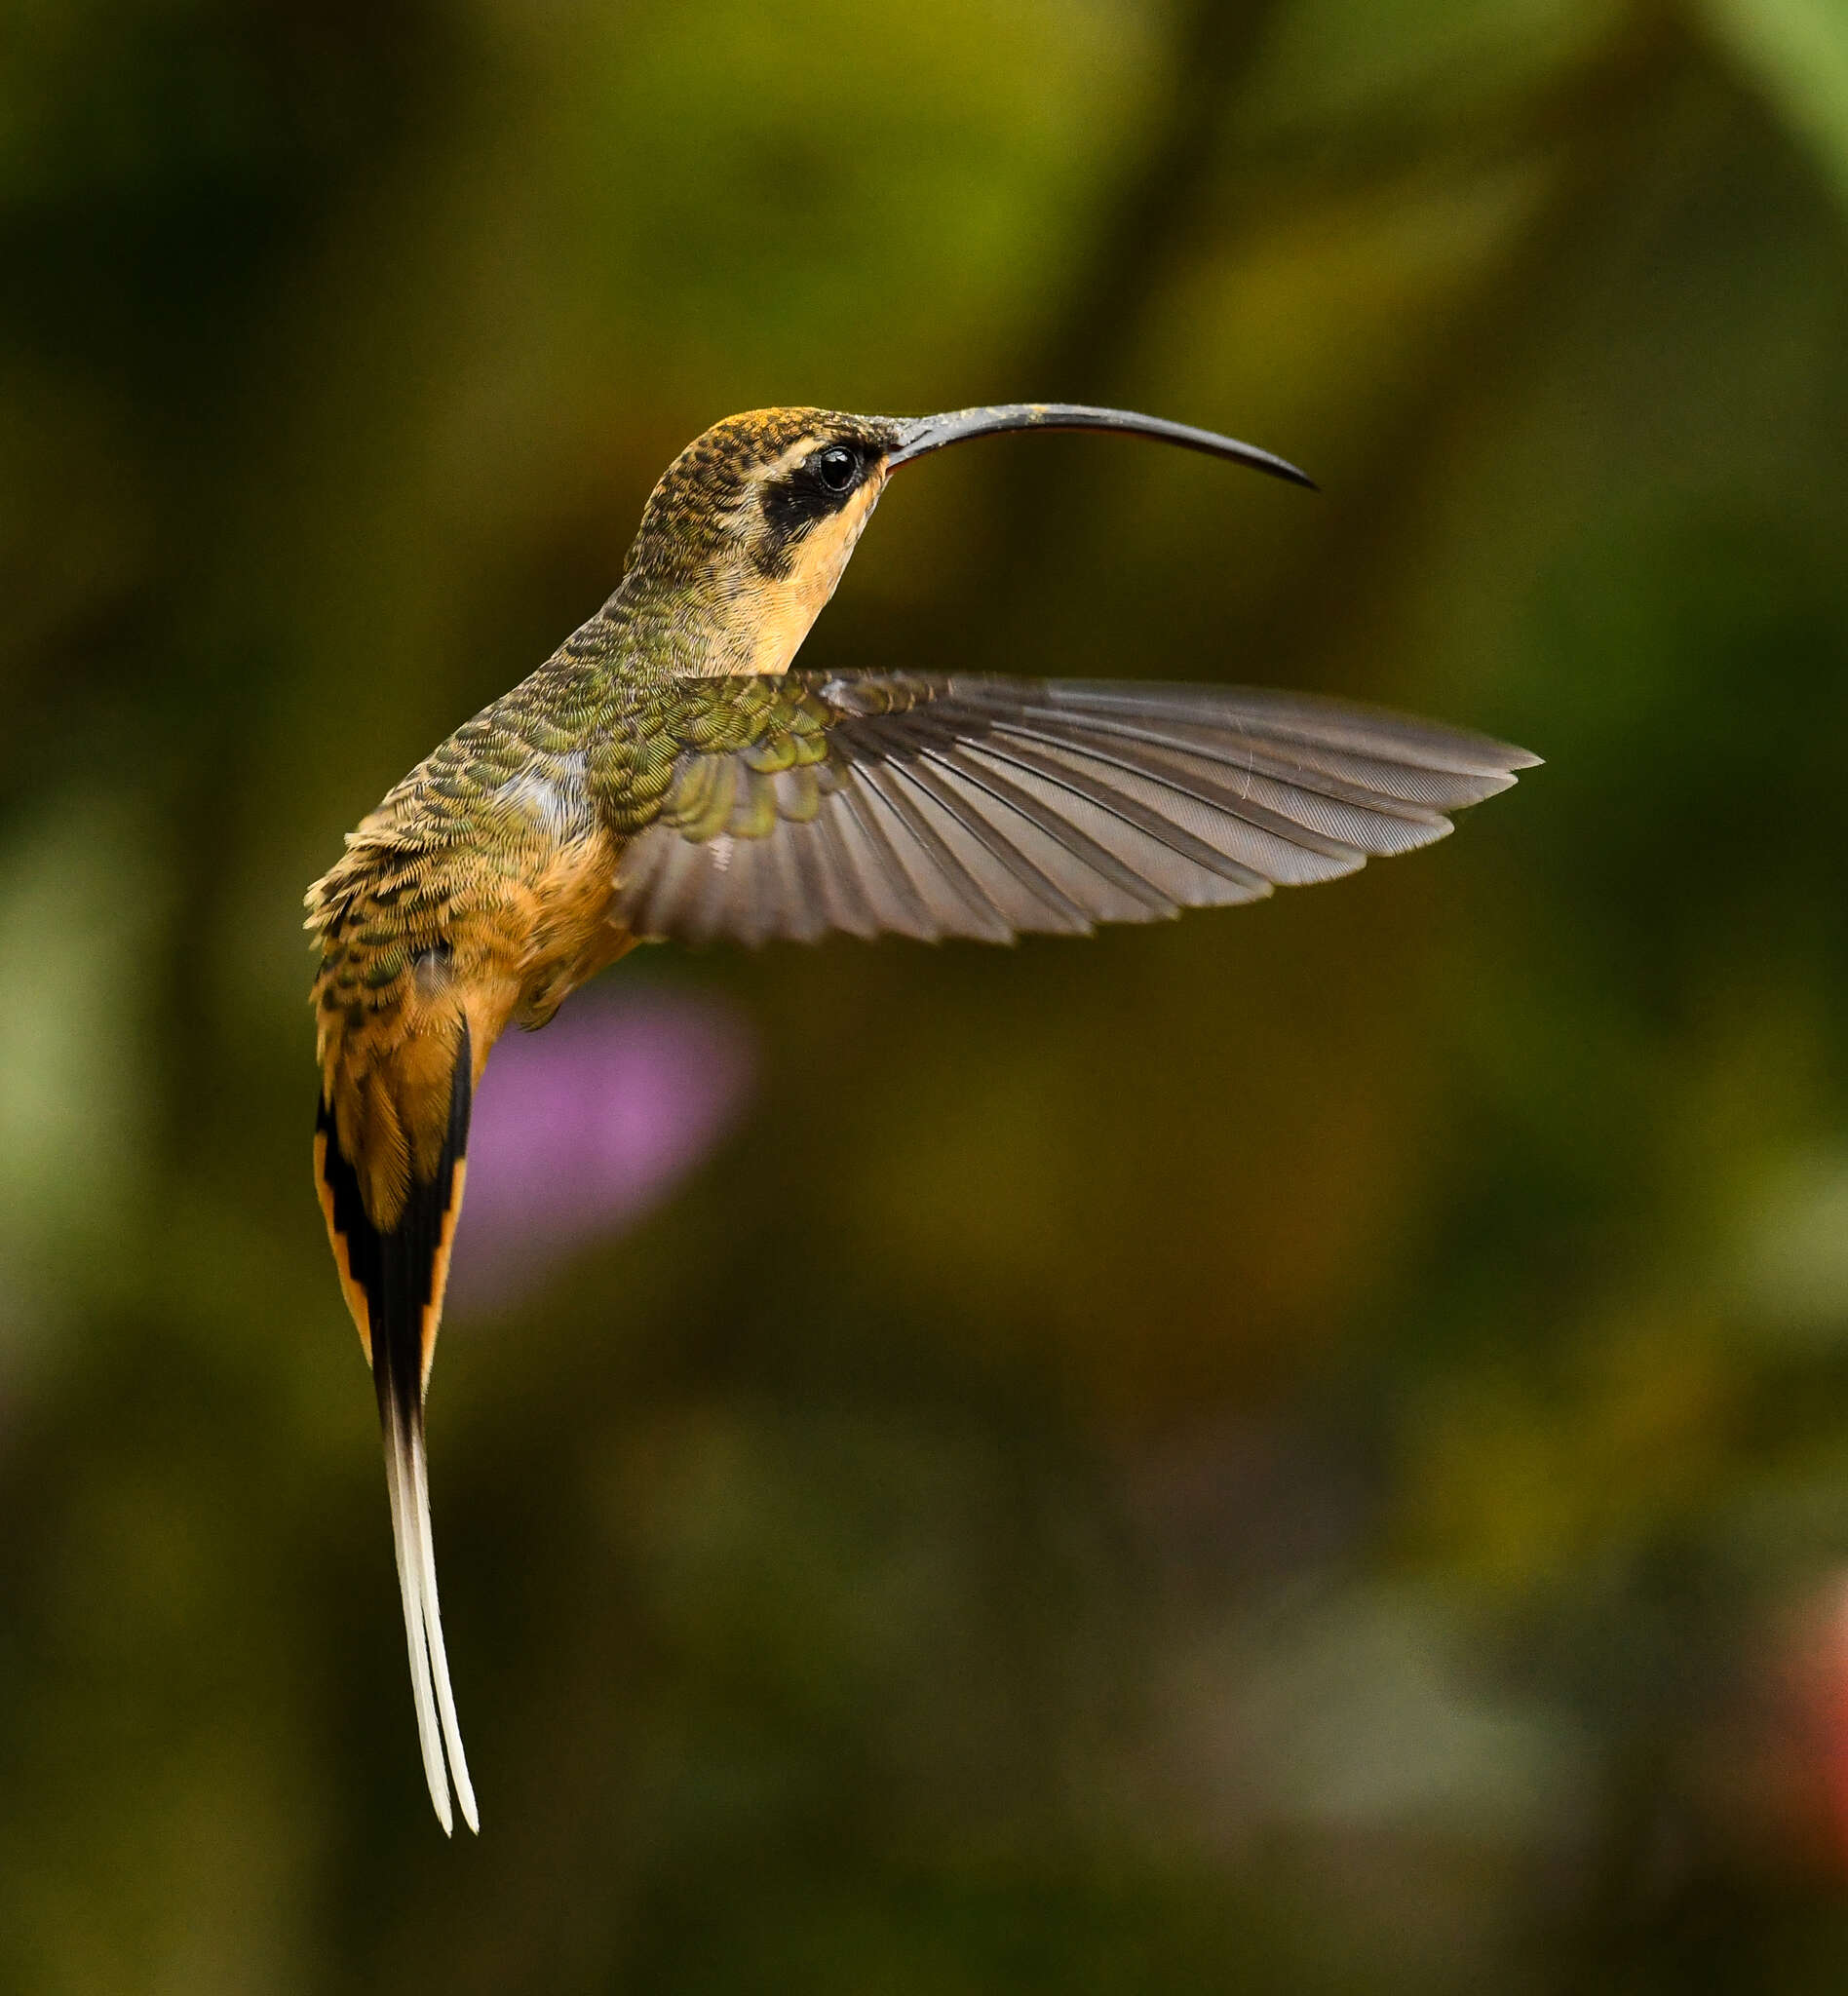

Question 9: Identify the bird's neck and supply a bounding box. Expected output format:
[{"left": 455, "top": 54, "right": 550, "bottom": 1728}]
[
  {"left": 601, "top": 558, "right": 814, "bottom": 677},
  {"left": 602, "top": 480, "right": 883, "bottom": 678}
]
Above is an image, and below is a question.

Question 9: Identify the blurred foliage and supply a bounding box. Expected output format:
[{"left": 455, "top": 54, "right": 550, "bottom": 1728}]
[{"left": 6, "top": 0, "right": 1848, "bottom": 1989}]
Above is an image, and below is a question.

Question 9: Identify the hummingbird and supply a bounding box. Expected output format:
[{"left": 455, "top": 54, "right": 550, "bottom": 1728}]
[{"left": 306, "top": 402, "right": 1538, "bottom": 1832}]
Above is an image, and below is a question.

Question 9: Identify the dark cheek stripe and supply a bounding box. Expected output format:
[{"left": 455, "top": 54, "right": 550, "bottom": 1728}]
[{"left": 757, "top": 467, "right": 856, "bottom": 577}]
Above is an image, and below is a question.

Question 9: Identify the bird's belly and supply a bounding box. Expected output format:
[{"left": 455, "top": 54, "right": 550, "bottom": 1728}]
[{"left": 511, "top": 826, "right": 634, "bottom": 1027}]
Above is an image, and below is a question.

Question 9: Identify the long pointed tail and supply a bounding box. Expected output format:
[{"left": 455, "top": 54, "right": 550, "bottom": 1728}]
[
  {"left": 378, "top": 1357, "right": 478, "bottom": 1834},
  {"left": 315, "top": 1017, "right": 480, "bottom": 1834}
]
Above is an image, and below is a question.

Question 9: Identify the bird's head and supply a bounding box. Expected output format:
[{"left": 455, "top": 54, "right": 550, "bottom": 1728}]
[
  {"left": 617, "top": 407, "right": 901, "bottom": 674},
  {"left": 615, "top": 403, "right": 1313, "bottom": 676}
]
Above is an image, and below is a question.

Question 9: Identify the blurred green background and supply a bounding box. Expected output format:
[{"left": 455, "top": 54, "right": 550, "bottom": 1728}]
[{"left": 7, "top": 0, "right": 1848, "bottom": 1988}]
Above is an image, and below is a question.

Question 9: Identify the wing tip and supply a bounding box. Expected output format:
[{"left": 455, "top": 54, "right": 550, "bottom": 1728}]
[{"left": 1415, "top": 738, "right": 1543, "bottom": 782}]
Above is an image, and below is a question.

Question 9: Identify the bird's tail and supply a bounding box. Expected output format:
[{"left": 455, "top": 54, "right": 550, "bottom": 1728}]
[{"left": 314, "top": 1018, "right": 479, "bottom": 1835}]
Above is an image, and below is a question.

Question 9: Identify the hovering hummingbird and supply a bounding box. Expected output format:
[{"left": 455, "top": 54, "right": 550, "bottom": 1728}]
[{"left": 306, "top": 402, "right": 1537, "bottom": 1832}]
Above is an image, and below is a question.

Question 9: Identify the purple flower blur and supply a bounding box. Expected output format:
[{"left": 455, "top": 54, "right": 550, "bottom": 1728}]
[{"left": 445, "top": 989, "right": 753, "bottom": 1312}]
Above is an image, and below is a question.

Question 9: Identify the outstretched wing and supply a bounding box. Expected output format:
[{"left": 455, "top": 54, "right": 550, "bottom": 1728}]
[{"left": 611, "top": 672, "right": 1537, "bottom": 947}]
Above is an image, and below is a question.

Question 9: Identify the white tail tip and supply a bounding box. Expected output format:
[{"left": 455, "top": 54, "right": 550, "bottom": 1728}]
[{"left": 384, "top": 1402, "right": 479, "bottom": 1834}]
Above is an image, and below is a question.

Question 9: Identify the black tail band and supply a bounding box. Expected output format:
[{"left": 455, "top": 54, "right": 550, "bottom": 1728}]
[{"left": 315, "top": 1017, "right": 473, "bottom": 1401}]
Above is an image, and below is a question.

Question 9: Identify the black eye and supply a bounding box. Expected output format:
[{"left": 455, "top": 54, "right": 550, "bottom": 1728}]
[{"left": 813, "top": 444, "right": 859, "bottom": 494}]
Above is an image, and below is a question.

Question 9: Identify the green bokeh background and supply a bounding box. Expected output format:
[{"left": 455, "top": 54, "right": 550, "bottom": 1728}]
[{"left": 7, "top": 1, "right": 1848, "bottom": 1988}]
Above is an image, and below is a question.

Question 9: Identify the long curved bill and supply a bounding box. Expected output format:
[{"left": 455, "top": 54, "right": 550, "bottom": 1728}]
[{"left": 883, "top": 403, "right": 1316, "bottom": 488}]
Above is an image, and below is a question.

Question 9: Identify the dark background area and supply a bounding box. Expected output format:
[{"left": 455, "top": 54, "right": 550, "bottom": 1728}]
[{"left": 6, "top": 0, "right": 1848, "bottom": 1988}]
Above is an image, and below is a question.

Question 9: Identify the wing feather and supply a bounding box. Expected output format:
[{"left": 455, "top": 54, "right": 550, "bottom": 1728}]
[
  {"left": 834, "top": 785, "right": 943, "bottom": 940},
  {"left": 937, "top": 744, "right": 1176, "bottom": 921},
  {"left": 610, "top": 672, "right": 1537, "bottom": 947},
  {"left": 903, "top": 751, "right": 1094, "bottom": 933},
  {"left": 855, "top": 758, "right": 1016, "bottom": 941}
]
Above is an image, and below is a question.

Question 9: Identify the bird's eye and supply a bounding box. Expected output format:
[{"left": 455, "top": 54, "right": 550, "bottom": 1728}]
[{"left": 813, "top": 444, "right": 860, "bottom": 494}]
